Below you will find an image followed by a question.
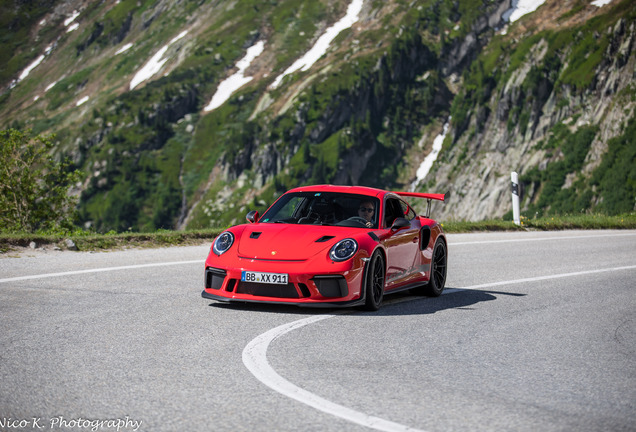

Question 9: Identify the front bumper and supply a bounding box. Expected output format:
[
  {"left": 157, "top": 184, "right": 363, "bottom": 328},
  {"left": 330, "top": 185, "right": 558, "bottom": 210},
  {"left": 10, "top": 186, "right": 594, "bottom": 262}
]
[
  {"left": 201, "top": 256, "right": 367, "bottom": 306},
  {"left": 201, "top": 289, "right": 366, "bottom": 308}
]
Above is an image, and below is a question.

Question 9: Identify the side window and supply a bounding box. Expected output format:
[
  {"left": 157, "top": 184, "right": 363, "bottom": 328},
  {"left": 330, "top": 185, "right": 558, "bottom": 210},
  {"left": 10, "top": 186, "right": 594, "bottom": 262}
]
[
  {"left": 384, "top": 199, "right": 402, "bottom": 227},
  {"left": 400, "top": 200, "right": 416, "bottom": 220}
]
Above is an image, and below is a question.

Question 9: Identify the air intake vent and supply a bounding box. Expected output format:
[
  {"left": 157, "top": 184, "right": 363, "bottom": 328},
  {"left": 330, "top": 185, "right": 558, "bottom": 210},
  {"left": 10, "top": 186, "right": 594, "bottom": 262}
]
[
  {"left": 205, "top": 268, "right": 226, "bottom": 290},
  {"left": 250, "top": 232, "right": 262, "bottom": 239},
  {"left": 312, "top": 276, "right": 348, "bottom": 298},
  {"left": 316, "top": 235, "right": 335, "bottom": 243}
]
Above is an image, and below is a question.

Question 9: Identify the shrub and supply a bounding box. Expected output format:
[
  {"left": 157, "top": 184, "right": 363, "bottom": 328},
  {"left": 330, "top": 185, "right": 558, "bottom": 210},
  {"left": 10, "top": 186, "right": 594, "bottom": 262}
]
[{"left": 0, "top": 129, "right": 82, "bottom": 232}]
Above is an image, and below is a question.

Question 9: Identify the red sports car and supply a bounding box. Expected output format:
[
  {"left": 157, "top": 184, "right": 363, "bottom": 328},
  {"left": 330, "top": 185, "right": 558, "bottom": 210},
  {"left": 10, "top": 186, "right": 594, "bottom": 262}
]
[{"left": 202, "top": 185, "right": 447, "bottom": 310}]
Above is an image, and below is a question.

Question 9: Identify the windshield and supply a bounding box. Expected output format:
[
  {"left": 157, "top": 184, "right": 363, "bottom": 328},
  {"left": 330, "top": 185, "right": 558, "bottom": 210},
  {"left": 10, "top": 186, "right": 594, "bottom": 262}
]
[{"left": 259, "top": 192, "right": 380, "bottom": 228}]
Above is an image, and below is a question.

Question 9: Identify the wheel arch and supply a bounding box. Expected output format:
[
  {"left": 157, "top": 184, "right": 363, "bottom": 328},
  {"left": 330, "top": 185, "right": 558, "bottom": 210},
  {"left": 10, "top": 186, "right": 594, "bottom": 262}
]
[
  {"left": 358, "top": 245, "right": 387, "bottom": 303},
  {"left": 430, "top": 223, "right": 447, "bottom": 253}
]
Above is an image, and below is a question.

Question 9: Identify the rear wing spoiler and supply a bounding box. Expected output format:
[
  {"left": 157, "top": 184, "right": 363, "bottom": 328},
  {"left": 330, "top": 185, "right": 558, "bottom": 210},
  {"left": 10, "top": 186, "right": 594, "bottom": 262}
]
[{"left": 394, "top": 191, "right": 448, "bottom": 218}]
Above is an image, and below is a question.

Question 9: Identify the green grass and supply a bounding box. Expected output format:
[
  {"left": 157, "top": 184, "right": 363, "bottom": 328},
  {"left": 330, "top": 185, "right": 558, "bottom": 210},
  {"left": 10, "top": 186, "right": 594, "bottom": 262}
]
[
  {"left": 2, "top": 214, "right": 634, "bottom": 253},
  {"left": 0, "top": 229, "right": 221, "bottom": 253},
  {"left": 444, "top": 213, "right": 636, "bottom": 233}
]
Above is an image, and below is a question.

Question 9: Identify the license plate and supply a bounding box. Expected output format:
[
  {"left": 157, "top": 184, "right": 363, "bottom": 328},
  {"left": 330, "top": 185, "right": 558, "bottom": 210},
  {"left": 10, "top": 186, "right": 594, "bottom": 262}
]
[{"left": 241, "top": 271, "right": 288, "bottom": 285}]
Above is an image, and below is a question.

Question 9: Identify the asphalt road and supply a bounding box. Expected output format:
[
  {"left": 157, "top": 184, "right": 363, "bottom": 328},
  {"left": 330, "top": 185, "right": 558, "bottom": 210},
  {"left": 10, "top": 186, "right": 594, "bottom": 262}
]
[{"left": 1, "top": 230, "right": 635, "bottom": 432}]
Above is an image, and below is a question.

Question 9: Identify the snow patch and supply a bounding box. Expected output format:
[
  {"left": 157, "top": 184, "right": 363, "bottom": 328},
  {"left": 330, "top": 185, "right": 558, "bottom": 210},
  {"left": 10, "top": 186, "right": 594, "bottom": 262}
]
[
  {"left": 45, "top": 81, "right": 58, "bottom": 92},
  {"left": 18, "top": 54, "right": 46, "bottom": 81},
  {"left": 591, "top": 0, "right": 613, "bottom": 6},
  {"left": 10, "top": 45, "right": 54, "bottom": 88},
  {"left": 270, "top": 0, "right": 363, "bottom": 89},
  {"left": 76, "top": 96, "right": 89, "bottom": 106},
  {"left": 66, "top": 22, "right": 79, "bottom": 33},
  {"left": 204, "top": 40, "right": 265, "bottom": 112},
  {"left": 502, "top": 0, "right": 546, "bottom": 23},
  {"left": 410, "top": 119, "right": 450, "bottom": 191},
  {"left": 64, "top": 10, "right": 80, "bottom": 27},
  {"left": 129, "top": 31, "right": 188, "bottom": 90},
  {"left": 115, "top": 43, "right": 133, "bottom": 55}
]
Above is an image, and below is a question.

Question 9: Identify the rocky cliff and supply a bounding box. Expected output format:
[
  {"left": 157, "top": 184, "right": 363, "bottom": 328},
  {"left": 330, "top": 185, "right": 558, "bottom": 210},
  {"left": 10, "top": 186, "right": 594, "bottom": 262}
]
[{"left": 419, "top": 1, "right": 636, "bottom": 220}]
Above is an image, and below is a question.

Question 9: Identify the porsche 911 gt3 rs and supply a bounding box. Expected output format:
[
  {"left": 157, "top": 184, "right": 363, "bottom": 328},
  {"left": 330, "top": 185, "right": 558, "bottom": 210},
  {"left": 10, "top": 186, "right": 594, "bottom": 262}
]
[{"left": 202, "top": 184, "right": 447, "bottom": 311}]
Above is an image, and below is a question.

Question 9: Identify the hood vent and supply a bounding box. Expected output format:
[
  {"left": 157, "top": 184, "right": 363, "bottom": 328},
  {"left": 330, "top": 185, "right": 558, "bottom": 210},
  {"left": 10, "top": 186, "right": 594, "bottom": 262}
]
[
  {"left": 315, "top": 235, "right": 335, "bottom": 243},
  {"left": 249, "top": 232, "right": 262, "bottom": 239}
]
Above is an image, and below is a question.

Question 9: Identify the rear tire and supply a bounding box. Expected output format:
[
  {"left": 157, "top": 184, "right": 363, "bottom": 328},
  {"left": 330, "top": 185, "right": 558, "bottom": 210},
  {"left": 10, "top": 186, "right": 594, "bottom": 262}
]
[
  {"left": 362, "top": 252, "right": 385, "bottom": 311},
  {"left": 413, "top": 238, "right": 447, "bottom": 297}
]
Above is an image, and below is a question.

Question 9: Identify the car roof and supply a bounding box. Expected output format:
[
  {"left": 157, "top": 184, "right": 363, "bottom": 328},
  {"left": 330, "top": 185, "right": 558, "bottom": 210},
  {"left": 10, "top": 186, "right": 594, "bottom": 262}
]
[{"left": 287, "top": 184, "right": 387, "bottom": 198}]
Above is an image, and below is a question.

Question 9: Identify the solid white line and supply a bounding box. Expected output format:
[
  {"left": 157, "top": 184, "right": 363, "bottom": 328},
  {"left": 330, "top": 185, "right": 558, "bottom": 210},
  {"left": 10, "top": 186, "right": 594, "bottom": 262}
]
[
  {"left": 242, "top": 313, "right": 427, "bottom": 432},
  {"left": 242, "top": 264, "right": 636, "bottom": 431},
  {"left": 0, "top": 260, "right": 202, "bottom": 284},
  {"left": 449, "top": 232, "right": 636, "bottom": 246},
  {"left": 460, "top": 264, "right": 636, "bottom": 290}
]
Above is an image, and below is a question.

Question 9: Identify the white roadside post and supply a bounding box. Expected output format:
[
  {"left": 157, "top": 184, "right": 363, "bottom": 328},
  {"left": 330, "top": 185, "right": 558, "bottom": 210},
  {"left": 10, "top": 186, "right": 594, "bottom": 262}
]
[{"left": 511, "top": 171, "right": 520, "bottom": 226}]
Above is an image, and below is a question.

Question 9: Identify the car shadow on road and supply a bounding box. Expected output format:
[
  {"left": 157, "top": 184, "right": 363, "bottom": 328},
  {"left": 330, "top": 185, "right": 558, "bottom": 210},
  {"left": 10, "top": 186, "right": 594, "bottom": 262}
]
[
  {"left": 205, "top": 287, "right": 525, "bottom": 316},
  {"left": 207, "top": 301, "right": 345, "bottom": 315},
  {"left": 372, "top": 287, "right": 526, "bottom": 316}
]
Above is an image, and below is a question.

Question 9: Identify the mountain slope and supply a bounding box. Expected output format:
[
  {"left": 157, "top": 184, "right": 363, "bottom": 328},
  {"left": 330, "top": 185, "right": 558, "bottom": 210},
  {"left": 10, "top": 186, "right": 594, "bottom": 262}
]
[
  {"left": 419, "top": 0, "right": 636, "bottom": 220},
  {"left": 1, "top": 0, "right": 634, "bottom": 231}
]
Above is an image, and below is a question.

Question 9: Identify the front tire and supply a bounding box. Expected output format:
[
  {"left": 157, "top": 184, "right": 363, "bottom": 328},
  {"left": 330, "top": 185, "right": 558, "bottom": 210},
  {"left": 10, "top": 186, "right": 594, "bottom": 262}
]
[{"left": 362, "top": 252, "right": 385, "bottom": 311}]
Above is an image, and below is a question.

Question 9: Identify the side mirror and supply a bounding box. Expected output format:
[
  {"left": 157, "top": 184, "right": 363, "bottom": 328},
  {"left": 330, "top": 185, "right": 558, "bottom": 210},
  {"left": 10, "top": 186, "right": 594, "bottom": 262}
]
[
  {"left": 391, "top": 217, "right": 410, "bottom": 230},
  {"left": 246, "top": 210, "right": 259, "bottom": 224}
]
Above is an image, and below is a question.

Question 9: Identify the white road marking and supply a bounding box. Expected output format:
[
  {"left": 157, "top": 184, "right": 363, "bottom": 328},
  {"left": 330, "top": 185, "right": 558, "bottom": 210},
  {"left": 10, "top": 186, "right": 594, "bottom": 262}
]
[
  {"left": 459, "top": 265, "right": 636, "bottom": 290},
  {"left": 242, "top": 264, "right": 636, "bottom": 431},
  {"left": 242, "top": 313, "right": 426, "bottom": 432},
  {"left": 449, "top": 231, "right": 636, "bottom": 246},
  {"left": 0, "top": 260, "right": 201, "bottom": 284}
]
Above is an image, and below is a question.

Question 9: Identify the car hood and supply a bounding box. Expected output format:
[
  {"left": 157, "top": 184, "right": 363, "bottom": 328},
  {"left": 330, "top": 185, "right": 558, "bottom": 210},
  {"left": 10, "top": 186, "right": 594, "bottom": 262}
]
[{"left": 237, "top": 224, "right": 350, "bottom": 260}]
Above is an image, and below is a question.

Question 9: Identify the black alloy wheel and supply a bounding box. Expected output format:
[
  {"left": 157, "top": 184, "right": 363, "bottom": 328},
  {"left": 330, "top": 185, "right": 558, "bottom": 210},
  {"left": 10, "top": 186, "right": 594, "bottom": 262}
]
[
  {"left": 411, "top": 238, "right": 447, "bottom": 297},
  {"left": 426, "top": 238, "right": 447, "bottom": 296},
  {"left": 362, "top": 251, "right": 385, "bottom": 311}
]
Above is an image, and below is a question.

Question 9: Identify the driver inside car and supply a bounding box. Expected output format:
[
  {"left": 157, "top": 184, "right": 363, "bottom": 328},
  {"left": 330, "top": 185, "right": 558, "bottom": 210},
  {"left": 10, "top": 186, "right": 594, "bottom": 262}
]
[{"left": 358, "top": 200, "right": 375, "bottom": 228}]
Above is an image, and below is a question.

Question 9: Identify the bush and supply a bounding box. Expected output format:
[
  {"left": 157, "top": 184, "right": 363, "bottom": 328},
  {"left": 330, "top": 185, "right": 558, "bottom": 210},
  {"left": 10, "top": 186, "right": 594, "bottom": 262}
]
[{"left": 0, "top": 129, "right": 82, "bottom": 232}]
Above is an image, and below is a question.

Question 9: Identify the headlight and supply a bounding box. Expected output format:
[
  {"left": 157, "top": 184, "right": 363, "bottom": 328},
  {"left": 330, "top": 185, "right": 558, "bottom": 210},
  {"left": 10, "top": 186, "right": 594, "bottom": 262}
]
[
  {"left": 329, "top": 238, "right": 358, "bottom": 262},
  {"left": 213, "top": 232, "right": 234, "bottom": 256}
]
